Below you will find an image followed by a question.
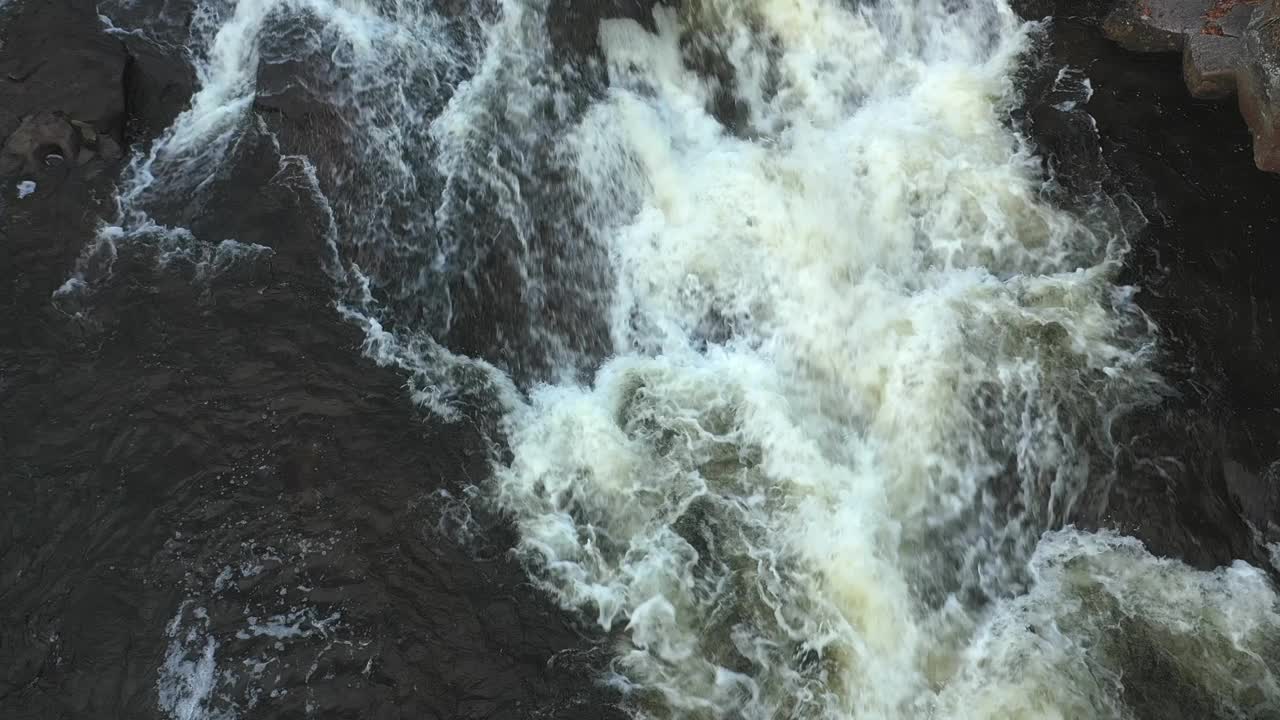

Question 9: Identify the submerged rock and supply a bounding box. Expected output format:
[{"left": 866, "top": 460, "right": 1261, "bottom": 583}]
[{"left": 0, "top": 111, "right": 80, "bottom": 176}]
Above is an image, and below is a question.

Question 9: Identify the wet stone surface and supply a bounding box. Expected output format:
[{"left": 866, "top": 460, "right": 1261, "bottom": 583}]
[{"left": 1097, "top": 0, "right": 1280, "bottom": 171}]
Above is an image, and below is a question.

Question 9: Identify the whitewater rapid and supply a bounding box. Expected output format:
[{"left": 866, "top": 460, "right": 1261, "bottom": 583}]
[
  {"left": 88, "top": 0, "right": 1280, "bottom": 718},
  {"left": 487, "top": 3, "right": 1280, "bottom": 717}
]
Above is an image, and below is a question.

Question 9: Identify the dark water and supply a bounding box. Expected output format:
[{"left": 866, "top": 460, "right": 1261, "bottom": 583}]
[
  {"left": 1022, "top": 3, "right": 1280, "bottom": 572},
  {"left": 1, "top": 1, "right": 1278, "bottom": 718},
  {"left": 1, "top": 2, "right": 629, "bottom": 718}
]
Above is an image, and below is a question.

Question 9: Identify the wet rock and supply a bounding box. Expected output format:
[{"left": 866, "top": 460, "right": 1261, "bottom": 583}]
[
  {"left": 0, "top": 0, "right": 129, "bottom": 144},
  {"left": 1103, "top": 0, "right": 1212, "bottom": 52},
  {"left": 253, "top": 58, "right": 326, "bottom": 121},
  {"left": 1239, "top": 0, "right": 1280, "bottom": 170},
  {"left": 122, "top": 37, "right": 197, "bottom": 143},
  {"left": 0, "top": 111, "right": 127, "bottom": 181},
  {"left": 0, "top": 112, "right": 81, "bottom": 177},
  {"left": 1102, "top": 0, "right": 1280, "bottom": 172}
]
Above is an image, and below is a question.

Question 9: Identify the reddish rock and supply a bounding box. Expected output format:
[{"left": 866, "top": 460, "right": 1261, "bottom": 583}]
[
  {"left": 1104, "top": 0, "right": 1280, "bottom": 173},
  {"left": 1103, "top": 0, "right": 1210, "bottom": 51}
]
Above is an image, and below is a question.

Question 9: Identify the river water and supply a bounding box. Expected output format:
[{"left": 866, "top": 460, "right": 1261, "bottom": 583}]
[{"left": 16, "top": 0, "right": 1280, "bottom": 718}]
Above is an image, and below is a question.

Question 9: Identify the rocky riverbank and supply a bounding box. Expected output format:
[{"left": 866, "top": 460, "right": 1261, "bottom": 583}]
[{"left": 1102, "top": 0, "right": 1280, "bottom": 172}]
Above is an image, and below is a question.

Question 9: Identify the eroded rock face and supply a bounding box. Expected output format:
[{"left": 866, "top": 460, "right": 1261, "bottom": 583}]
[{"left": 1101, "top": 0, "right": 1280, "bottom": 172}]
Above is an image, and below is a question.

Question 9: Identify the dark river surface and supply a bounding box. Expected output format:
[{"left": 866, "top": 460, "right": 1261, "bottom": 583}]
[{"left": 2, "top": 1, "right": 1279, "bottom": 719}]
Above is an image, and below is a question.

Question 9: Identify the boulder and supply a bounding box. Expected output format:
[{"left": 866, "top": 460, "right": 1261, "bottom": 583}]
[
  {"left": 1184, "top": 33, "right": 1246, "bottom": 97},
  {"left": 0, "top": 112, "right": 81, "bottom": 177},
  {"left": 1103, "top": 0, "right": 1280, "bottom": 173},
  {"left": 1103, "top": 0, "right": 1211, "bottom": 52},
  {"left": 122, "top": 38, "right": 197, "bottom": 143},
  {"left": 1239, "top": 0, "right": 1280, "bottom": 170}
]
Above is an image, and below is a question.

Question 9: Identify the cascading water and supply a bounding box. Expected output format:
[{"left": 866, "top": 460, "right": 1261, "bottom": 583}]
[
  {"left": 489, "top": 4, "right": 1280, "bottom": 717},
  {"left": 84, "top": 0, "right": 1280, "bottom": 718}
]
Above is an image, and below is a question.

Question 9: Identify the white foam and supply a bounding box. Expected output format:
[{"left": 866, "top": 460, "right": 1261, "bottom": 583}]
[
  {"left": 490, "top": 1, "right": 1280, "bottom": 717},
  {"left": 155, "top": 530, "right": 360, "bottom": 718},
  {"left": 75, "top": 0, "right": 473, "bottom": 298},
  {"left": 16, "top": 180, "right": 35, "bottom": 198},
  {"left": 1051, "top": 66, "right": 1094, "bottom": 112},
  {"left": 158, "top": 604, "right": 231, "bottom": 720},
  {"left": 236, "top": 609, "right": 341, "bottom": 640}
]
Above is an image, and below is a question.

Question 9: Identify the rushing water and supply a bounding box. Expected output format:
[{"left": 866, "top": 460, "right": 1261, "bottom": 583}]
[{"left": 75, "top": 0, "right": 1280, "bottom": 718}]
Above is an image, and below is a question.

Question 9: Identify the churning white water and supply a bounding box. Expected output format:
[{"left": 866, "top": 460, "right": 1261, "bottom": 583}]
[
  {"left": 85, "top": 0, "right": 1280, "bottom": 718},
  {"left": 486, "top": 2, "right": 1280, "bottom": 718}
]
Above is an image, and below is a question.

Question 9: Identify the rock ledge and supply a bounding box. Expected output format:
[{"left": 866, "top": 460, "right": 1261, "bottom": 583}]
[{"left": 1104, "top": 0, "right": 1280, "bottom": 172}]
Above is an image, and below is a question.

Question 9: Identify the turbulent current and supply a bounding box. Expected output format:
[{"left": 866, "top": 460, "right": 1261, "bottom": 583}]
[{"left": 69, "top": 0, "right": 1280, "bottom": 718}]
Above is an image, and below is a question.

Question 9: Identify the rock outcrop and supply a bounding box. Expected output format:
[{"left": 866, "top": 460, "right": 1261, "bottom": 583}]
[
  {"left": 1103, "top": 0, "right": 1280, "bottom": 172},
  {"left": 0, "top": 0, "right": 131, "bottom": 187},
  {"left": 1241, "top": 2, "right": 1280, "bottom": 170}
]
